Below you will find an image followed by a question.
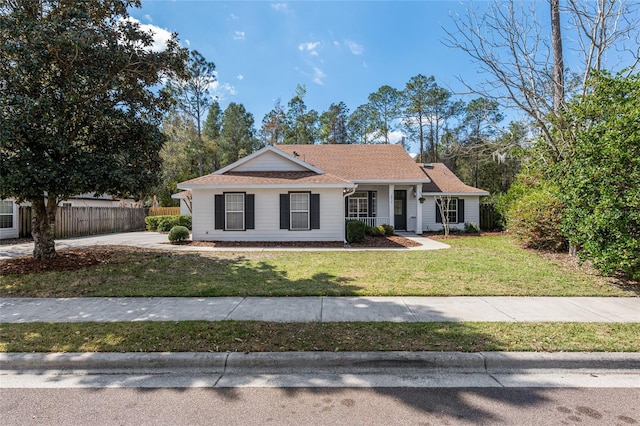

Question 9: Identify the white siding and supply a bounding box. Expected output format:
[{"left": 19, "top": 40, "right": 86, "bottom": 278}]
[
  {"left": 179, "top": 199, "right": 191, "bottom": 216},
  {"left": 422, "top": 196, "right": 481, "bottom": 232},
  {"left": 191, "top": 187, "right": 345, "bottom": 242},
  {"left": 0, "top": 199, "right": 19, "bottom": 240},
  {"left": 232, "top": 150, "right": 310, "bottom": 172}
]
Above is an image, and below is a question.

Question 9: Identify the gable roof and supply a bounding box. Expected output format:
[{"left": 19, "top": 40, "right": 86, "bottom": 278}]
[
  {"left": 275, "top": 144, "right": 429, "bottom": 183},
  {"left": 421, "top": 163, "right": 490, "bottom": 195}
]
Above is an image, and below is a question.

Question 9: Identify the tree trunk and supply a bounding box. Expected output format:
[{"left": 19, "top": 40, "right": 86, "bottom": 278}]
[
  {"left": 551, "top": 0, "right": 565, "bottom": 112},
  {"left": 31, "top": 194, "right": 58, "bottom": 260}
]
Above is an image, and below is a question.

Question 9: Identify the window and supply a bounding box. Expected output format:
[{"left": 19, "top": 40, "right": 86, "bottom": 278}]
[
  {"left": 215, "top": 193, "right": 254, "bottom": 231},
  {"left": 347, "top": 191, "right": 376, "bottom": 218},
  {"left": 290, "top": 192, "right": 309, "bottom": 230},
  {"left": 444, "top": 198, "right": 458, "bottom": 223},
  {"left": 62, "top": 202, "right": 72, "bottom": 207},
  {"left": 435, "top": 197, "right": 464, "bottom": 224},
  {"left": 0, "top": 200, "right": 14, "bottom": 229},
  {"left": 225, "top": 193, "right": 245, "bottom": 230}
]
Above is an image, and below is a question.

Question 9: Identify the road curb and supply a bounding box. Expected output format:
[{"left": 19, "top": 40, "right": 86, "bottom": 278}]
[{"left": 2, "top": 351, "right": 639, "bottom": 374}]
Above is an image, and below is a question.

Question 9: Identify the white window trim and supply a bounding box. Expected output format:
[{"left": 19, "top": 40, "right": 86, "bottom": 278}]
[
  {"left": 0, "top": 200, "right": 15, "bottom": 230},
  {"left": 445, "top": 198, "right": 458, "bottom": 223},
  {"left": 225, "top": 193, "right": 245, "bottom": 231},
  {"left": 290, "top": 192, "right": 310, "bottom": 231}
]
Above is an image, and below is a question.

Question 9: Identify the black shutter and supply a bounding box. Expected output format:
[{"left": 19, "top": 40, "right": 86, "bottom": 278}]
[
  {"left": 458, "top": 199, "right": 465, "bottom": 223},
  {"left": 310, "top": 193, "right": 320, "bottom": 229},
  {"left": 435, "top": 199, "right": 442, "bottom": 223},
  {"left": 245, "top": 194, "right": 255, "bottom": 230},
  {"left": 214, "top": 195, "right": 224, "bottom": 230},
  {"left": 280, "top": 194, "right": 290, "bottom": 229}
]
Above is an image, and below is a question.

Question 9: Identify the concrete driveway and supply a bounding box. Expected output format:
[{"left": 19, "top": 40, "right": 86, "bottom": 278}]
[{"left": 0, "top": 231, "right": 449, "bottom": 260}]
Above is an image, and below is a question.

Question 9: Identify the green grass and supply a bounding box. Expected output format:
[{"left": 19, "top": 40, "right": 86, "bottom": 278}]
[
  {"left": 1, "top": 236, "right": 636, "bottom": 297},
  {"left": 1, "top": 321, "right": 638, "bottom": 353}
]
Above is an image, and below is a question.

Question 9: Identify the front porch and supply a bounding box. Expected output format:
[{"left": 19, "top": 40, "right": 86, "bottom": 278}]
[{"left": 344, "top": 184, "right": 423, "bottom": 234}]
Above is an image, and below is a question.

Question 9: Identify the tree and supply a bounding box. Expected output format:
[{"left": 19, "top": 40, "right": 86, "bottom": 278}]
[
  {"left": 166, "top": 50, "right": 216, "bottom": 176},
  {"left": 402, "top": 75, "right": 461, "bottom": 162},
  {"left": 443, "top": 0, "right": 639, "bottom": 164},
  {"left": 319, "top": 102, "right": 349, "bottom": 144},
  {"left": 284, "top": 84, "right": 318, "bottom": 144},
  {"left": 560, "top": 72, "right": 640, "bottom": 279},
  {"left": 202, "top": 101, "right": 222, "bottom": 171},
  {"left": 368, "top": 85, "right": 400, "bottom": 143},
  {"left": 0, "top": 0, "right": 186, "bottom": 259},
  {"left": 452, "top": 98, "right": 504, "bottom": 188},
  {"left": 218, "top": 103, "right": 259, "bottom": 167},
  {"left": 347, "top": 104, "right": 377, "bottom": 144},
  {"left": 259, "top": 99, "right": 287, "bottom": 146}
]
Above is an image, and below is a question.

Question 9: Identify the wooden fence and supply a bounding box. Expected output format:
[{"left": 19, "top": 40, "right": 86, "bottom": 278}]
[
  {"left": 479, "top": 203, "right": 502, "bottom": 231},
  {"left": 148, "top": 206, "right": 181, "bottom": 216},
  {"left": 19, "top": 207, "right": 148, "bottom": 238}
]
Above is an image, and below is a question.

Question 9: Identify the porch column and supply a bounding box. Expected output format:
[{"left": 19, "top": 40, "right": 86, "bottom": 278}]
[
  {"left": 388, "top": 184, "right": 395, "bottom": 228},
  {"left": 415, "top": 184, "right": 423, "bottom": 235}
]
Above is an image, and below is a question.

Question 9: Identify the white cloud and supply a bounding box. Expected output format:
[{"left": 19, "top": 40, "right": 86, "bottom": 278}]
[
  {"left": 120, "top": 17, "right": 173, "bottom": 52},
  {"left": 211, "top": 81, "right": 238, "bottom": 100},
  {"left": 271, "top": 3, "right": 289, "bottom": 13},
  {"left": 298, "top": 41, "right": 320, "bottom": 52},
  {"left": 345, "top": 40, "right": 364, "bottom": 55},
  {"left": 184, "top": 39, "right": 191, "bottom": 47},
  {"left": 143, "top": 14, "right": 153, "bottom": 23},
  {"left": 236, "top": 74, "right": 244, "bottom": 80},
  {"left": 312, "top": 67, "right": 326, "bottom": 85},
  {"left": 230, "top": 13, "right": 239, "bottom": 20},
  {"left": 233, "top": 31, "right": 246, "bottom": 40}
]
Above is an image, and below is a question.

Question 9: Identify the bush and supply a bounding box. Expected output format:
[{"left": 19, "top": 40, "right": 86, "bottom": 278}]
[
  {"left": 508, "top": 185, "right": 567, "bottom": 251},
  {"left": 464, "top": 222, "right": 480, "bottom": 234},
  {"left": 375, "top": 225, "right": 386, "bottom": 236},
  {"left": 145, "top": 215, "right": 192, "bottom": 232},
  {"left": 381, "top": 224, "right": 394, "bottom": 236},
  {"left": 168, "top": 225, "right": 190, "bottom": 243},
  {"left": 346, "top": 220, "right": 366, "bottom": 243}
]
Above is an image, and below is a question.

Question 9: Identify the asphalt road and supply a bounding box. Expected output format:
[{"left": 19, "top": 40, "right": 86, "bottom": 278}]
[{"left": 2, "top": 387, "right": 639, "bottom": 425}]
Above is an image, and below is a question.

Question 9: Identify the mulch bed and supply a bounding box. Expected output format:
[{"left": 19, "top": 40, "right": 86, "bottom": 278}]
[
  {"left": 185, "top": 235, "right": 421, "bottom": 249},
  {"left": 0, "top": 247, "right": 115, "bottom": 276},
  {"left": 0, "top": 235, "right": 420, "bottom": 275}
]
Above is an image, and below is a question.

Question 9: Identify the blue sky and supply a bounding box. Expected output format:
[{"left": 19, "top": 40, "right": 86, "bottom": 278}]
[{"left": 129, "top": 1, "right": 555, "bottom": 152}]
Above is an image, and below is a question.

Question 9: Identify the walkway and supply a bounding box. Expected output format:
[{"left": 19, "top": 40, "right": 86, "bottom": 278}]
[
  {"left": 0, "top": 231, "right": 449, "bottom": 260},
  {"left": 2, "top": 296, "right": 639, "bottom": 323}
]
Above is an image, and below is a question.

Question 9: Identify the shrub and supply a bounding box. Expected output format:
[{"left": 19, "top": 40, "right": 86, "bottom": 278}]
[
  {"left": 346, "top": 220, "right": 366, "bottom": 243},
  {"left": 168, "top": 225, "right": 190, "bottom": 243},
  {"left": 381, "top": 224, "right": 394, "bottom": 236},
  {"left": 375, "top": 225, "right": 386, "bottom": 236},
  {"left": 464, "top": 222, "right": 480, "bottom": 234},
  {"left": 144, "top": 216, "right": 160, "bottom": 231},
  {"left": 508, "top": 185, "right": 567, "bottom": 251},
  {"left": 145, "top": 215, "right": 192, "bottom": 231}
]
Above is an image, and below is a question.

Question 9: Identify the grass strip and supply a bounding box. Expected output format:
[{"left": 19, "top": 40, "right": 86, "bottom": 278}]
[
  {"left": 2, "top": 322, "right": 638, "bottom": 353},
  {"left": 1, "top": 236, "right": 636, "bottom": 297}
]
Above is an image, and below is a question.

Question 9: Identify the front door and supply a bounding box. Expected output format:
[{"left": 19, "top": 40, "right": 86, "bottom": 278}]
[{"left": 393, "top": 190, "right": 407, "bottom": 231}]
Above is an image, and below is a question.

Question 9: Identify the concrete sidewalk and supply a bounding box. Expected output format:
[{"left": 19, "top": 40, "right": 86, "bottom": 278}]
[
  {"left": 2, "top": 296, "right": 639, "bottom": 323},
  {"left": 0, "top": 231, "right": 449, "bottom": 260}
]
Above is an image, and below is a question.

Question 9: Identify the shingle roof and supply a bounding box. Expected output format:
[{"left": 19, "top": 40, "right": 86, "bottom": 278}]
[
  {"left": 275, "top": 144, "right": 429, "bottom": 182},
  {"left": 421, "top": 163, "right": 490, "bottom": 195},
  {"left": 180, "top": 171, "right": 351, "bottom": 187}
]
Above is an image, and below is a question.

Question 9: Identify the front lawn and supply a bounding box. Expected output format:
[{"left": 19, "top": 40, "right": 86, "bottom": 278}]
[
  {"left": 1, "top": 321, "right": 638, "bottom": 353},
  {"left": 0, "top": 236, "right": 636, "bottom": 297}
]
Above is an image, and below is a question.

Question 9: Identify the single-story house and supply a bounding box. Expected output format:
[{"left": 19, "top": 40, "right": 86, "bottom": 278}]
[{"left": 177, "top": 144, "right": 489, "bottom": 242}]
